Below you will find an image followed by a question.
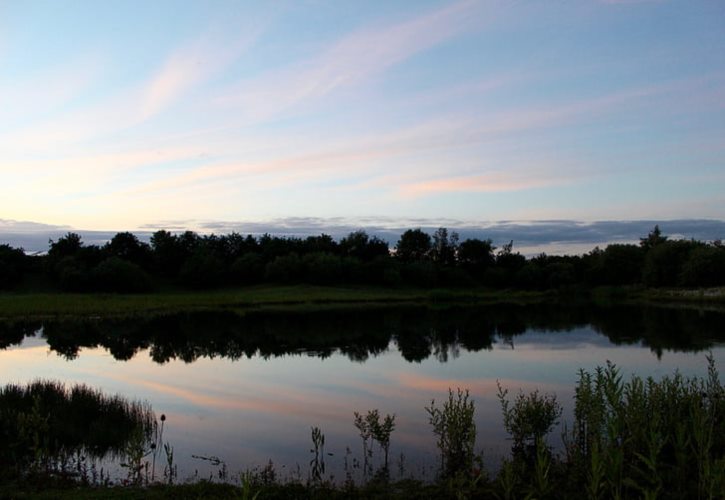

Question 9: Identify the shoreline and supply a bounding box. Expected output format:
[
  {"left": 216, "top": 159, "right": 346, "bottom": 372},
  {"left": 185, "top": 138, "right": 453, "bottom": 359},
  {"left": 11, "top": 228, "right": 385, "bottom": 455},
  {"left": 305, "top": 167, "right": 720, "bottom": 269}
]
[{"left": 1, "top": 285, "right": 723, "bottom": 320}]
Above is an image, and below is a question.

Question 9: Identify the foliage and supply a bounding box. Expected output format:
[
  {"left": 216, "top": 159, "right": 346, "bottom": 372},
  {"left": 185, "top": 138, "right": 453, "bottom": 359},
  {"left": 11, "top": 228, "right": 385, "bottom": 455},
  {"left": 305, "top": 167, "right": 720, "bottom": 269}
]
[
  {"left": 496, "top": 382, "right": 562, "bottom": 460},
  {"left": 93, "top": 257, "right": 153, "bottom": 293},
  {"left": 0, "top": 244, "right": 27, "bottom": 289},
  {"left": 353, "top": 409, "right": 396, "bottom": 475},
  {"left": 265, "top": 253, "right": 303, "bottom": 283},
  {"left": 231, "top": 253, "right": 265, "bottom": 284},
  {"left": 599, "top": 244, "right": 644, "bottom": 285},
  {"left": 426, "top": 388, "right": 477, "bottom": 478},
  {"left": 2, "top": 224, "right": 725, "bottom": 295},
  {"left": 430, "top": 227, "right": 459, "bottom": 266},
  {"left": 0, "top": 380, "right": 154, "bottom": 474},
  {"left": 0, "top": 360, "right": 723, "bottom": 499},
  {"left": 680, "top": 245, "right": 725, "bottom": 287},
  {"left": 564, "top": 357, "right": 725, "bottom": 499},
  {"left": 639, "top": 224, "right": 668, "bottom": 251},
  {"left": 395, "top": 229, "right": 432, "bottom": 262},
  {"left": 642, "top": 239, "right": 699, "bottom": 287},
  {"left": 457, "top": 238, "right": 495, "bottom": 274},
  {"left": 179, "top": 251, "right": 226, "bottom": 289},
  {"left": 309, "top": 426, "right": 326, "bottom": 484}
]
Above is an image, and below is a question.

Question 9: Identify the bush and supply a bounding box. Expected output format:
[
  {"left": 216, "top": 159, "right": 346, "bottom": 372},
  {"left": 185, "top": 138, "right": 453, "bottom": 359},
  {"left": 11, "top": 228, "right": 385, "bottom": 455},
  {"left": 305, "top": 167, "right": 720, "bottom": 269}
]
[
  {"left": 679, "top": 245, "right": 725, "bottom": 287},
  {"left": 230, "top": 253, "right": 264, "bottom": 285},
  {"left": 302, "top": 253, "right": 343, "bottom": 285},
  {"left": 426, "top": 388, "right": 477, "bottom": 478},
  {"left": 0, "top": 245, "right": 26, "bottom": 289},
  {"left": 401, "top": 261, "right": 438, "bottom": 288},
  {"left": 600, "top": 244, "right": 644, "bottom": 285},
  {"left": 179, "top": 252, "right": 226, "bottom": 289},
  {"left": 55, "top": 256, "right": 91, "bottom": 292},
  {"left": 497, "top": 382, "right": 561, "bottom": 459},
  {"left": 565, "top": 358, "right": 725, "bottom": 500},
  {"left": 93, "top": 257, "right": 152, "bottom": 293},
  {"left": 642, "top": 240, "right": 697, "bottom": 287},
  {"left": 265, "top": 254, "right": 302, "bottom": 283}
]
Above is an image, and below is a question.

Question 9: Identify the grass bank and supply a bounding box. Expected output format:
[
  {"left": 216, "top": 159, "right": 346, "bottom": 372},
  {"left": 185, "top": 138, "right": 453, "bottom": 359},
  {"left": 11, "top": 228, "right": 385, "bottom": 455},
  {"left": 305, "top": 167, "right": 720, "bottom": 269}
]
[
  {"left": 2, "top": 284, "right": 724, "bottom": 320},
  {"left": 0, "top": 285, "right": 550, "bottom": 319}
]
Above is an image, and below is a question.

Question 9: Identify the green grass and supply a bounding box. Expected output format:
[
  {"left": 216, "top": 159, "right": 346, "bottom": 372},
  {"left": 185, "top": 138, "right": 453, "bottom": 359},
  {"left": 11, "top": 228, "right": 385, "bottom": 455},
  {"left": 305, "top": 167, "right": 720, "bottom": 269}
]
[
  {"left": 0, "top": 285, "right": 549, "bottom": 319},
  {"left": 2, "top": 283, "right": 723, "bottom": 321}
]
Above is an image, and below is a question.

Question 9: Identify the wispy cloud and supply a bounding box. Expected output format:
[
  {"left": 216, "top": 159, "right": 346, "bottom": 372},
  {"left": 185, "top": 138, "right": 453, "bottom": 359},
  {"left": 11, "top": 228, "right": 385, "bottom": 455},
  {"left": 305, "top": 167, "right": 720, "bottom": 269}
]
[
  {"left": 140, "top": 29, "right": 261, "bottom": 120},
  {"left": 398, "top": 171, "right": 568, "bottom": 197},
  {"left": 0, "top": 28, "right": 262, "bottom": 152},
  {"left": 601, "top": 0, "right": 664, "bottom": 4},
  {"left": 217, "top": 0, "right": 485, "bottom": 120}
]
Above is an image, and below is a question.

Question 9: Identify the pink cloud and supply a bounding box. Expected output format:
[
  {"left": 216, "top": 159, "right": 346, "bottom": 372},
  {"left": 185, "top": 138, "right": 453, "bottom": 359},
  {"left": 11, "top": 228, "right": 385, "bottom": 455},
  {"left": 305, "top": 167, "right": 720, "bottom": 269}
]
[{"left": 399, "top": 171, "right": 566, "bottom": 198}]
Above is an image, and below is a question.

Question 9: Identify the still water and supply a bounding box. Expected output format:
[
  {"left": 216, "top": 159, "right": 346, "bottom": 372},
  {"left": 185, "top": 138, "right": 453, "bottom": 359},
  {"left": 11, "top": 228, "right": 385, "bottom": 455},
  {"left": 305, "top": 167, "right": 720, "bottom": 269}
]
[{"left": 1, "top": 304, "right": 724, "bottom": 482}]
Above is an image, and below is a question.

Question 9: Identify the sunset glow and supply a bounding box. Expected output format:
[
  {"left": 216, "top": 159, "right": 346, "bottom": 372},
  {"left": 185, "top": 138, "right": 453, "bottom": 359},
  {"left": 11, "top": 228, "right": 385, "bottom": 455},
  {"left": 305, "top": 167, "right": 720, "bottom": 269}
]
[{"left": 1, "top": 1, "right": 723, "bottom": 231}]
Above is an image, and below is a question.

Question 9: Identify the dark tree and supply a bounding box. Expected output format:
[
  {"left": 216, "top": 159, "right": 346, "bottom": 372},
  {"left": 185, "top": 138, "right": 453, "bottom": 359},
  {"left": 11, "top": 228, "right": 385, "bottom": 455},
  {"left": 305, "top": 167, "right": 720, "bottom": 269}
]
[
  {"left": 231, "top": 253, "right": 265, "bottom": 284},
  {"left": 643, "top": 240, "right": 698, "bottom": 287},
  {"left": 303, "top": 234, "right": 338, "bottom": 255},
  {"left": 339, "top": 230, "right": 389, "bottom": 261},
  {"left": 105, "top": 232, "right": 152, "bottom": 268},
  {"left": 600, "top": 244, "right": 645, "bottom": 285},
  {"left": 430, "top": 227, "right": 459, "bottom": 266},
  {"left": 0, "top": 244, "right": 27, "bottom": 289},
  {"left": 458, "top": 238, "right": 495, "bottom": 277},
  {"left": 179, "top": 250, "right": 226, "bottom": 289},
  {"left": 93, "top": 257, "right": 152, "bottom": 292},
  {"left": 48, "top": 232, "right": 83, "bottom": 262},
  {"left": 679, "top": 245, "right": 725, "bottom": 287},
  {"left": 150, "top": 230, "right": 183, "bottom": 277},
  {"left": 640, "top": 225, "right": 668, "bottom": 251},
  {"left": 395, "top": 229, "right": 432, "bottom": 262}
]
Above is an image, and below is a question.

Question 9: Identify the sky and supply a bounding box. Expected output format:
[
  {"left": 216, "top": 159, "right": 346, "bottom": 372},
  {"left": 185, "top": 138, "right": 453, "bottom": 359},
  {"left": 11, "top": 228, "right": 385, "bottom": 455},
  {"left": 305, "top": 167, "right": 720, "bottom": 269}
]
[{"left": 1, "top": 0, "right": 724, "bottom": 240}]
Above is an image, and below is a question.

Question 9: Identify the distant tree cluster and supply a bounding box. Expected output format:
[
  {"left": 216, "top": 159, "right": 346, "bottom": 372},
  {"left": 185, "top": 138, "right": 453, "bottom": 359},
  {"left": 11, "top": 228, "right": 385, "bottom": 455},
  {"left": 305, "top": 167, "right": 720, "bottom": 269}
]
[{"left": 0, "top": 225, "right": 724, "bottom": 293}]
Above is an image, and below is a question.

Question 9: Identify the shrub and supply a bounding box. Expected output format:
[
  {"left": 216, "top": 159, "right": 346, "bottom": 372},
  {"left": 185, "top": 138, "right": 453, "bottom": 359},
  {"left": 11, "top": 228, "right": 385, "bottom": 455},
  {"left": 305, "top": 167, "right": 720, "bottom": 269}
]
[
  {"left": 679, "top": 245, "right": 725, "bottom": 287},
  {"left": 264, "top": 254, "right": 303, "bottom": 283},
  {"left": 426, "top": 388, "right": 477, "bottom": 478},
  {"left": 302, "top": 253, "right": 343, "bottom": 285},
  {"left": 642, "top": 240, "right": 697, "bottom": 287},
  {"left": 93, "top": 257, "right": 152, "bottom": 293},
  {"left": 230, "top": 253, "right": 264, "bottom": 284},
  {"left": 179, "top": 252, "right": 226, "bottom": 288},
  {"left": 497, "top": 382, "right": 561, "bottom": 460}
]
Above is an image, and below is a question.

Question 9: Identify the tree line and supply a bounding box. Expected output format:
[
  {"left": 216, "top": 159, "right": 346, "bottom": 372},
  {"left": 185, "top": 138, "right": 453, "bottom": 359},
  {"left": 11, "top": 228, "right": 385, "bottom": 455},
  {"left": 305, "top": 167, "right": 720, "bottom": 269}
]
[{"left": 0, "top": 225, "right": 724, "bottom": 292}]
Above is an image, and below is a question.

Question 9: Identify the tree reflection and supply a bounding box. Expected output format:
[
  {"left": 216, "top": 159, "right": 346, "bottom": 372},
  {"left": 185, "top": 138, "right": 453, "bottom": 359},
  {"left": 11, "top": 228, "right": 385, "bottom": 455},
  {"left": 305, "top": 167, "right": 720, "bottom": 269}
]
[{"left": 0, "top": 304, "right": 723, "bottom": 364}]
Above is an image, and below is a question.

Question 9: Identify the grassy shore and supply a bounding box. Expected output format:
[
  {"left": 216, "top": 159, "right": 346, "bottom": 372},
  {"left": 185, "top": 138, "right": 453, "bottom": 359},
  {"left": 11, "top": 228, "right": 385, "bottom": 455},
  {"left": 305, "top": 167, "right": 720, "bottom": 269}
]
[
  {"left": 1, "top": 284, "right": 724, "bottom": 320},
  {"left": 0, "top": 285, "right": 554, "bottom": 319}
]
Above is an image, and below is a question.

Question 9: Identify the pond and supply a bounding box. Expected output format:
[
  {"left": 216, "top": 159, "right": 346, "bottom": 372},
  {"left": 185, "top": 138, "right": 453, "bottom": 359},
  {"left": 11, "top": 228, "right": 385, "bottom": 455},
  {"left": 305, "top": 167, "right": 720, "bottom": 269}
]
[{"left": 1, "top": 303, "right": 724, "bottom": 483}]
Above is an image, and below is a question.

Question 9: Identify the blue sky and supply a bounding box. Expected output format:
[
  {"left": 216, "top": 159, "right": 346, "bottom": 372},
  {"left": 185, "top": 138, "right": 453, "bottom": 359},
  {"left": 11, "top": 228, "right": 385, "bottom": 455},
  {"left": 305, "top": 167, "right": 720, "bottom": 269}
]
[{"left": 1, "top": 0, "right": 724, "bottom": 232}]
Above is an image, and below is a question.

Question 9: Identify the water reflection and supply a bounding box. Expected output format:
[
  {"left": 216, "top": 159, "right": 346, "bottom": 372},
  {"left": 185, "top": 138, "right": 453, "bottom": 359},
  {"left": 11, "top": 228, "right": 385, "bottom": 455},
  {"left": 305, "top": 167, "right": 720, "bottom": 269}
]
[
  {"left": 0, "top": 304, "right": 723, "bottom": 482},
  {"left": 1, "top": 304, "right": 724, "bottom": 363}
]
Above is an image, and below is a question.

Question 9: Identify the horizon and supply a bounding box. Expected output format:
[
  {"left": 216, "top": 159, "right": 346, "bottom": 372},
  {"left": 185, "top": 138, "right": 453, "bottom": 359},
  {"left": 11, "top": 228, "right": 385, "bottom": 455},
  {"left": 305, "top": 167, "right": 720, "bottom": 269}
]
[
  {"left": 2, "top": 216, "right": 724, "bottom": 256},
  {"left": 2, "top": 1, "right": 724, "bottom": 228}
]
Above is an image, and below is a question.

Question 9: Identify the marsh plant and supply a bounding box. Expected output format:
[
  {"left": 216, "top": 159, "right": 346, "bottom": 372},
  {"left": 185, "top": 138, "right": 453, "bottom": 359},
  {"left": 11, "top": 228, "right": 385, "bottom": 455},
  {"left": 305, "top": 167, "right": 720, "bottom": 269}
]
[
  {"left": 2, "top": 361, "right": 723, "bottom": 498},
  {"left": 496, "top": 380, "right": 562, "bottom": 462},
  {"left": 0, "top": 380, "right": 154, "bottom": 480},
  {"left": 120, "top": 412, "right": 177, "bottom": 486},
  {"left": 564, "top": 356, "right": 725, "bottom": 499},
  {"left": 309, "top": 425, "right": 326, "bottom": 484},
  {"left": 353, "top": 409, "right": 396, "bottom": 478},
  {"left": 426, "top": 388, "right": 477, "bottom": 479}
]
